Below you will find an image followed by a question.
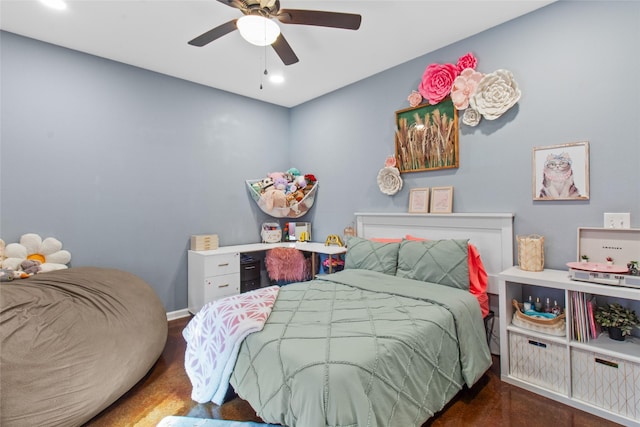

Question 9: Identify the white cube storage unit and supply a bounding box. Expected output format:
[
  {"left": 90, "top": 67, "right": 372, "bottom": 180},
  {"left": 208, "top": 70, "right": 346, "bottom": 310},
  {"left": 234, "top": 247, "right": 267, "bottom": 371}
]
[{"left": 499, "top": 266, "right": 640, "bottom": 426}]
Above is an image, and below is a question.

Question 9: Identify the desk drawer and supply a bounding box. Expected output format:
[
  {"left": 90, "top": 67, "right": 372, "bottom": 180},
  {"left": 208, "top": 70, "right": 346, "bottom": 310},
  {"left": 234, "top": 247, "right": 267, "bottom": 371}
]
[
  {"left": 204, "top": 273, "right": 240, "bottom": 303},
  {"left": 241, "top": 260, "right": 260, "bottom": 281},
  {"left": 241, "top": 279, "right": 261, "bottom": 293},
  {"left": 203, "top": 252, "right": 240, "bottom": 276}
]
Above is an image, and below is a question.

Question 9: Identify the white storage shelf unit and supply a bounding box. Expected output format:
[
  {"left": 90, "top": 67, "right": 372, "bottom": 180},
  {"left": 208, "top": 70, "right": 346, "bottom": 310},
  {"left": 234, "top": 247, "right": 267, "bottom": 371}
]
[{"left": 499, "top": 267, "right": 640, "bottom": 427}]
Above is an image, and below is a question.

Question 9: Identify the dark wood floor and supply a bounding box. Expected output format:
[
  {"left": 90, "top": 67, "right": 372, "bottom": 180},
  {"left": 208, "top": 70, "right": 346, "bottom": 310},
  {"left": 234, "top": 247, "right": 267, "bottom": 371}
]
[{"left": 84, "top": 316, "right": 623, "bottom": 427}]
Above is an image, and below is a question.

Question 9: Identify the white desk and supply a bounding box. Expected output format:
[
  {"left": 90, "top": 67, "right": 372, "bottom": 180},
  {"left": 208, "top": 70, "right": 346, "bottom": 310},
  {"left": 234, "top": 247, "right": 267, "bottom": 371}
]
[{"left": 187, "top": 242, "right": 347, "bottom": 313}]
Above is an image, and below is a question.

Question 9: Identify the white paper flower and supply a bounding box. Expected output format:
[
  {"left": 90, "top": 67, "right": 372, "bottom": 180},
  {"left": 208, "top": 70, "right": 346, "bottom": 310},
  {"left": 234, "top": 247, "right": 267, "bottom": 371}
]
[
  {"left": 3, "top": 233, "right": 71, "bottom": 272},
  {"left": 462, "top": 107, "right": 482, "bottom": 127},
  {"left": 469, "top": 69, "right": 521, "bottom": 120},
  {"left": 377, "top": 167, "right": 403, "bottom": 195}
]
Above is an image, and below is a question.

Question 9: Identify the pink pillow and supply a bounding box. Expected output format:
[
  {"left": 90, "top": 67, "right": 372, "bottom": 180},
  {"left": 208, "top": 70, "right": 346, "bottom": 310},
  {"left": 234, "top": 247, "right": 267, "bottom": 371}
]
[
  {"left": 404, "top": 235, "right": 489, "bottom": 318},
  {"left": 404, "top": 234, "right": 427, "bottom": 241},
  {"left": 369, "top": 237, "right": 402, "bottom": 243}
]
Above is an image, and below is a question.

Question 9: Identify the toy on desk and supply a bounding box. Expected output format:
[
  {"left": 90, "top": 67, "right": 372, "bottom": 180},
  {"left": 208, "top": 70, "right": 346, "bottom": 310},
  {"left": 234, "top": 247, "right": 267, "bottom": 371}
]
[
  {"left": 298, "top": 231, "right": 310, "bottom": 242},
  {"left": 325, "top": 234, "right": 344, "bottom": 247}
]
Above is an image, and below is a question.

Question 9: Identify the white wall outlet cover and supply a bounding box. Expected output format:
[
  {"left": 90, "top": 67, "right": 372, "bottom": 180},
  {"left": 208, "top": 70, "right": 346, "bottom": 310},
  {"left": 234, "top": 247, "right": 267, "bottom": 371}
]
[{"left": 603, "top": 212, "right": 631, "bottom": 229}]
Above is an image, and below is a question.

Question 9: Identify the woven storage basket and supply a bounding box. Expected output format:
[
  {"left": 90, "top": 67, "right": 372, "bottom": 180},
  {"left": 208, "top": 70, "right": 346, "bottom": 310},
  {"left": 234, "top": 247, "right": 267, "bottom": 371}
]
[
  {"left": 512, "top": 299, "right": 565, "bottom": 326},
  {"left": 517, "top": 234, "right": 544, "bottom": 271},
  {"left": 512, "top": 299, "right": 566, "bottom": 336}
]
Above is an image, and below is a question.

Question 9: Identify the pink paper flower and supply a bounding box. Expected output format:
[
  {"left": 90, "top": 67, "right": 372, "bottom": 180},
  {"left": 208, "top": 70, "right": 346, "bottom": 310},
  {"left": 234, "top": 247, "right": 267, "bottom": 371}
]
[
  {"left": 407, "top": 90, "right": 422, "bottom": 107},
  {"left": 419, "top": 63, "right": 459, "bottom": 105},
  {"left": 384, "top": 155, "right": 397, "bottom": 167},
  {"left": 451, "top": 68, "right": 484, "bottom": 110},
  {"left": 456, "top": 52, "right": 477, "bottom": 73}
]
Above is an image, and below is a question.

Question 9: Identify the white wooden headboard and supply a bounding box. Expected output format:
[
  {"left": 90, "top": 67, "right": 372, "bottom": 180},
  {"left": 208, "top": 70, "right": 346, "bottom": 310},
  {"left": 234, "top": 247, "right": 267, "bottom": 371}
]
[{"left": 355, "top": 212, "right": 514, "bottom": 295}]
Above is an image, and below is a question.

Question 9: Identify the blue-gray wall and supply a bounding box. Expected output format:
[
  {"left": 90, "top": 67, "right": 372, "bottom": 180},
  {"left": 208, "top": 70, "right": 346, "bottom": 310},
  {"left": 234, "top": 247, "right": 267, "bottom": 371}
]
[
  {"left": 2, "top": 1, "right": 639, "bottom": 312},
  {"left": 292, "top": 0, "right": 640, "bottom": 268}
]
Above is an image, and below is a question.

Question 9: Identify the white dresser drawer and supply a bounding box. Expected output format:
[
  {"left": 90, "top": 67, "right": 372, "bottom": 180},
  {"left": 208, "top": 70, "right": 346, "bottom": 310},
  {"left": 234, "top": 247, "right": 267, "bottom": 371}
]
[
  {"left": 203, "top": 252, "right": 240, "bottom": 276},
  {"left": 204, "top": 273, "right": 241, "bottom": 303}
]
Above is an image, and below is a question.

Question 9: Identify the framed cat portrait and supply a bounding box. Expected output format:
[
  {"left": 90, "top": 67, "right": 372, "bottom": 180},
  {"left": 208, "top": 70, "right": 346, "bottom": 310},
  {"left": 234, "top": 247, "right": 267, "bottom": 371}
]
[{"left": 532, "top": 141, "right": 590, "bottom": 201}]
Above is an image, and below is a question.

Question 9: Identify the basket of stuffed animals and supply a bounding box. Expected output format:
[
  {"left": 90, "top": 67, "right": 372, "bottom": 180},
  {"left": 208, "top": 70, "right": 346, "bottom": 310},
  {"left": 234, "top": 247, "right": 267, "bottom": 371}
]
[{"left": 247, "top": 169, "right": 318, "bottom": 219}]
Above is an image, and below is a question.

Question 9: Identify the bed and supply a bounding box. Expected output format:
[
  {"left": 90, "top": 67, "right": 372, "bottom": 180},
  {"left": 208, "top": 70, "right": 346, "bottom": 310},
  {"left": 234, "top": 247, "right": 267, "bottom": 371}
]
[
  {"left": 0, "top": 266, "right": 168, "bottom": 427},
  {"left": 184, "top": 213, "right": 514, "bottom": 427}
]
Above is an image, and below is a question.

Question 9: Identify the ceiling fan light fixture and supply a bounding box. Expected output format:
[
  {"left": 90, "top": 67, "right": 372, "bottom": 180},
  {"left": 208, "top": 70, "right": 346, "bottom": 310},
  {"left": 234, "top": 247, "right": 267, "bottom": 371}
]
[
  {"left": 39, "top": 0, "right": 67, "bottom": 10},
  {"left": 237, "top": 15, "right": 280, "bottom": 46}
]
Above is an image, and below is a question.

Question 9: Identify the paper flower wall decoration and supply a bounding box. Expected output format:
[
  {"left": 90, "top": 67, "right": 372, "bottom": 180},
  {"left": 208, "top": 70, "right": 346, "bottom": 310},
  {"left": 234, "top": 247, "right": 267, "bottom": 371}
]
[
  {"left": 408, "top": 52, "right": 521, "bottom": 127},
  {"left": 3, "top": 233, "right": 71, "bottom": 273},
  {"left": 377, "top": 156, "right": 403, "bottom": 195}
]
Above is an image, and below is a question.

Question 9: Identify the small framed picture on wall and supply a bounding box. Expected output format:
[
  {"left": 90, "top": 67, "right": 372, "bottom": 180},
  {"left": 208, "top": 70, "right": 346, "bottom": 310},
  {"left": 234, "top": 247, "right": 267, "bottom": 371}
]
[
  {"left": 532, "top": 141, "right": 590, "bottom": 200},
  {"left": 408, "top": 188, "right": 430, "bottom": 213},
  {"left": 430, "top": 186, "right": 453, "bottom": 213}
]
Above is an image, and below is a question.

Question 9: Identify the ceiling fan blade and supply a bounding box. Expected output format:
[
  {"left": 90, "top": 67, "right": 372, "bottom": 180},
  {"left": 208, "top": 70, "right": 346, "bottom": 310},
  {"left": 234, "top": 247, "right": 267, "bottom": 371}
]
[
  {"left": 188, "top": 20, "right": 238, "bottom": 47},
  {"left": 272, "top": 34, "right": 299, "bottom": 65},
  {"left": 277, "top": 9, "right": 361, "bottom": 30}
]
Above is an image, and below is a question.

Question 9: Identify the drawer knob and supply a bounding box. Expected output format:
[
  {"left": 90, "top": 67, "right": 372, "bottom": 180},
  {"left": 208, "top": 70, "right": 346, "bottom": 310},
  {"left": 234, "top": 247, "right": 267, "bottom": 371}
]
[
  {"left": 218, "top": 263, "right": 229, "bottom": 267},
  {"left": 218, "top": 283, "right": 230, "bottom": 288}
]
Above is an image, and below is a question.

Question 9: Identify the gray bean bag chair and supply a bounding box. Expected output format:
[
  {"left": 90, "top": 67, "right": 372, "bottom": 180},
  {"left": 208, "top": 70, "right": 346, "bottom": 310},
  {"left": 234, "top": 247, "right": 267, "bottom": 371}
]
[{"left": 0, "top": 267, "right": 168, "bottom": 426}]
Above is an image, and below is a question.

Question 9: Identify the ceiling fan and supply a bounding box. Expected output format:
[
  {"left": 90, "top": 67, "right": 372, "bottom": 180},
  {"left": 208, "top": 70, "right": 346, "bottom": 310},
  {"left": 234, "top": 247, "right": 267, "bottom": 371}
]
[{"left": 188, "top": 0, "right": 362, "bottom": 65}]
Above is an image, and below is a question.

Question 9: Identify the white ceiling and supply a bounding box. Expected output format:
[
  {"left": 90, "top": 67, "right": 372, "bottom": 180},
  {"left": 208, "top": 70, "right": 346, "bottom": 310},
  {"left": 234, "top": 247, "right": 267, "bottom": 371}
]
[{"left": 0, "top": 0, "right": 554, "bottom": 108}]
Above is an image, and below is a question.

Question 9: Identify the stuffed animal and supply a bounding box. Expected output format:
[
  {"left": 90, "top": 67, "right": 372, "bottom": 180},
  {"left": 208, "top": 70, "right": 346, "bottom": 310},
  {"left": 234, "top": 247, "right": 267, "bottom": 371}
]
[
  {"left": 294, "top": 176, "right": 307, "bottom": 190},
  {"left": 261, "top": 185, "right": 287, "bottom": 212},
  {"left": 251, "top": 181, "right": 263, "bottom": 194},
  {"left": 20, "top": 259, "right": 42, "bottom": 275},
  {"left": 287, "top": 167, "right": 301, "bottom": 177},
  {"left": 274, "top": 177, "right": 288, "bottom": 192},
  {"left": 0, "top": 268, "right": 28, "bottom": 282},
  {"left": 293, "top": 189, "right": 305, "bottom": 202},
  {"left": 261, "top": 177, "right": 274, "bottom": 193},
  {"left": 267, "top": 172, "right": 285, "bottom": 183},
  {"left": 286, "top": 182, "right": 297, "bottom": 195}
]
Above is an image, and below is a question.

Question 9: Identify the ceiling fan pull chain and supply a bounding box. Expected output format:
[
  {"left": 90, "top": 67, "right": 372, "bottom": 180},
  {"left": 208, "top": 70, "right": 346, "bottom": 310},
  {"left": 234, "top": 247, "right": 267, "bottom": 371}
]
[{"left": 260, "top": 43, "right": 268, "bottom": 90}]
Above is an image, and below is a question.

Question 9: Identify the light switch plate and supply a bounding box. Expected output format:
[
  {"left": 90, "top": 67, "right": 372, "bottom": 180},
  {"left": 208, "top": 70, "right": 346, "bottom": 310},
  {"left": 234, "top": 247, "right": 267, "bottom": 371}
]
[{"left": 603, "top": 213, "right": 630, "bottom": 229}]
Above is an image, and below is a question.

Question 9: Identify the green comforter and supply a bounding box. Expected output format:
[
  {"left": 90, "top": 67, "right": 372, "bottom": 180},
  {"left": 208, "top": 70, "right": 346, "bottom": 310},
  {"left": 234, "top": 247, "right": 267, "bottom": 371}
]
[{"left": 230, "top": 269, "right": 491, "bottom": 427}]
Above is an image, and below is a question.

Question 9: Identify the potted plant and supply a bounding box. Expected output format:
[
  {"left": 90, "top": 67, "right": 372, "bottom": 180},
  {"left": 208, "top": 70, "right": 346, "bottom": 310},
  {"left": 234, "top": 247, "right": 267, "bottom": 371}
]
[
  {"left": 581, "top": 254, "right": 589, "bottom": 263},
  {"left": 594, "top": 302, "right": 639, "bottom": 341},
  {"left": 606, "top": 256, "right": 614, "bottom": 266}
]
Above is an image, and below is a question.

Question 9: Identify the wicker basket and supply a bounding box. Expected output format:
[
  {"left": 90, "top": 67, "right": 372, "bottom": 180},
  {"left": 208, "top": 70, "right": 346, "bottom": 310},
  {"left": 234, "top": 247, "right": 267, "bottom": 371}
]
[
  {"left": 511, "top": 299, "right": 566, "bottom": 336},
  {"left": 512, "top": 299, "right": 565, "bottom": 325},
  {"left": 517, "top": 234, "right": 544, "bottom": 271}
]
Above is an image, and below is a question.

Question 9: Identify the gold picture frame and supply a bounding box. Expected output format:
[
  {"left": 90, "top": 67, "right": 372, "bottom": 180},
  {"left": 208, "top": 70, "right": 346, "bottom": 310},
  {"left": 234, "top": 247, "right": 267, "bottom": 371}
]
[
  {"left": 430, "top": 186, "right": 453, "bottom": 214},
  {"left": 395, "top": 98, "right": 459, "bottom": 173},
  {"left": 532, "top": 141, "right": 590, "bottom": 200},
  {"left": 408, "top": 188, "right": 430, "bottom": 213}
]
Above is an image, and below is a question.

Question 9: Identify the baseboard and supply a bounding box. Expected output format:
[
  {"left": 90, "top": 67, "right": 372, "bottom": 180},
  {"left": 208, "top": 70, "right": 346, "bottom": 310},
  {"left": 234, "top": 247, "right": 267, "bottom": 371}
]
[{"left": 166, "top": 308, "right": 191, "bottom": 321}]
